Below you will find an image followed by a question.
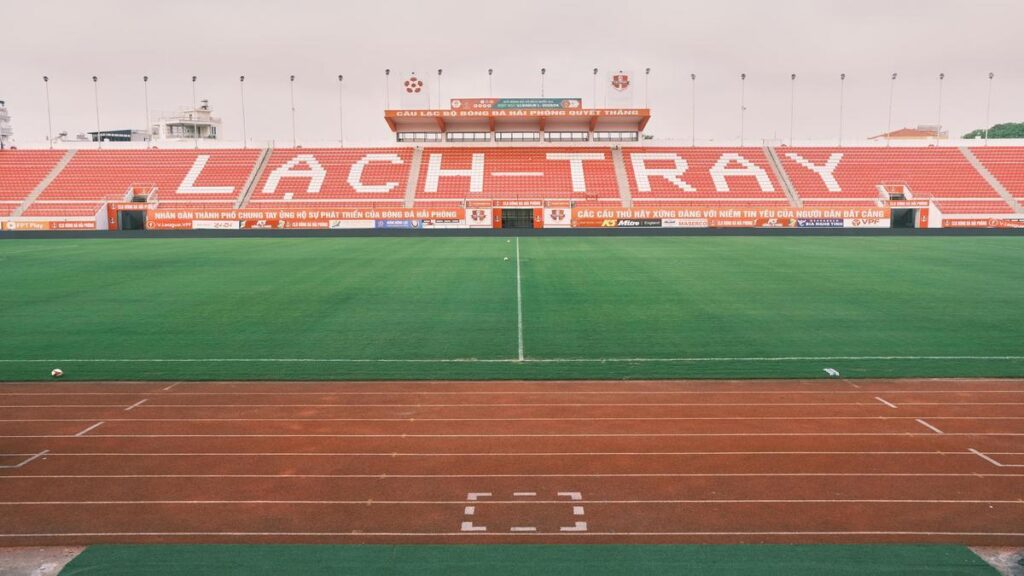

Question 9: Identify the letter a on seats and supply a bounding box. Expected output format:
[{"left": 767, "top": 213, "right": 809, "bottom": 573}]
[
  {"left": 710, "top": 153, "right": 775, "bottom": 192},
  {"left": 424, "top": 153, "right": 484, "bottom": 193},
  {"left": 263, "top": 154, "right": 327, "bottom": 195},
  {"left": 177, "top": 155, "right": 235, "bottom": 195}
]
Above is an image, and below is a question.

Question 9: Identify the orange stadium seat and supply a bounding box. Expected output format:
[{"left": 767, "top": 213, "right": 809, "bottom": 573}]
[
  {"left": 246, "top": 148, "right": 413, "bottom": 209},
  {"left": 777, "top": 148, "right": 1011, "bottom": 209},
  {"left": 0, "top": 150, "right": 66, "bottom": 217},
  {"left": 623, "top": 148, "right": 790, "bottom": 204},
  {"left": 969, "top": 147, "right": 1024, "bottom": 201},
  {"left": 414, "top": 147, "right": 620, "bottom": 201},
  {"left": 23, "top": 149, "right": 260, "bottom": 217}
]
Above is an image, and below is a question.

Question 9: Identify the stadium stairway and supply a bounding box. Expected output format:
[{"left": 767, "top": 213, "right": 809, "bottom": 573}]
[
  {"left": 234, "top": 147, "right": 273, "bottom": 209},
  {"left": 404, "top": 146, "right": 424, "bottom": 208},
  {"left": 11, "top": 149, "right": 76, "bottom": 217},
  {"left": 959, "top": 146, "right": 1024, "bottom": 213},
  {"left": 611, "top": 147, "right": 633, "bottom": 208},
  {"left": 764, "top": 146, "right": 802, "bottom": 207}
]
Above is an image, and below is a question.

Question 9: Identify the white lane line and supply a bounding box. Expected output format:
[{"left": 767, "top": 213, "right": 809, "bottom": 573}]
[
  {"left": 162, "top": 382, "right": 182, "bottom": 392},
  {"left": 3, "top": 355, "right": 1021, "bottom": 364},
  {"left": 124, "top": 399, "right": 148, "bottom": 412},
  {"left": 5, "top": 433, "right": 1021, "bottom": 439},
  {"left": 4, "top": 389, "right": 1022, "bottom": 396},
  {"left": 515, "top": 237, "right": 524, "bottom": 362},
  {"left": 3, "top": 472, "right": 1023, "bottom": 479},
  {"left": 74, "top": 422, "right": 104, "bottom": 437},
  {"left": 7, "top": 402, "right": 1024, "bottom": 408},
  {"left": 1, "top": 531, "right": 1021, "bottom": 538},
  {"left": 14, "top": 451, "right": 1024, "bottom": 457},
  {"left": 0, "top": 499, "right": 1021, "bottom": 506},
  {"left": 6, "top": 416, "right": 1023, "bottom": 423},
  {"left": 915, "top": 419, "right": 944, "bottom": 434},
  {"left": 875, "top": 397, "right": 898, "bottom": 409}
]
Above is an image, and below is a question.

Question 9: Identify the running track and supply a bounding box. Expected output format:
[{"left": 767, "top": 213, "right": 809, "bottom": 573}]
[{"left": 0, "top": 379, "right": 1022, "bottom": 546}]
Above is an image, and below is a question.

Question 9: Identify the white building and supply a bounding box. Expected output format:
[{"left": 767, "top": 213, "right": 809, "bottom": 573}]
[
  {"left": 151, "top": 99, "right": 221, "bottom": 142},
  {"left": 0, "top": 100, "right": 12, "bottom": 149}
]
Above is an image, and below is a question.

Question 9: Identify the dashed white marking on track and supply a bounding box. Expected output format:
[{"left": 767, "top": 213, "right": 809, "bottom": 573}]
[
  {"left": 513, "top": 492, "right": 536, "bottom": 497},
  {"left": 573, "top": 506, "right": 585, "bottom": 516},
  {"left": 510, "top": 527, "right": 536, "bottom": 532},
  {"left": 463, "top": 506, "right": 475, "bottom": 516},
  {"left": 875, "top": 397, "right": 898, "bottom": 409},
  {"left": 558, "top": 492, "right": 583, "bottom": 501},
  {"left": 969, "top": 448, "right": 1024, "bottom": 467},
  {"left": 466, "top": 492, "right": 492, "bottom": 501},
  {"left": 560, "top": 522, "right": 588, "bottom": 532},
  {"left": 915, "top": 419, "right": 944, "bottom": 434},
  {"left": 74, "top": 422, "right": 104, "bottom": 437},
  {"left": 460, "top": 521, "right": 486, "bottom": 532},
  {"left": 162, "top": 382, "right": 182, "bottom": 392},
  {"left": 124, "top": 399, "right": 148, "bottom": 412}
]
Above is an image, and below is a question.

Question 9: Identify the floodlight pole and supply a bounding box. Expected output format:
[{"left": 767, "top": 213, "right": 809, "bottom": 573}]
[
  {"left": 488, "top": 68, "right": 493, "bottom": 98},
  {"left": 936, "top": 73, "right": 945, "bottom": 145},
  {"left": 338, "top": 75, "right": 344, "bottom": 146},
  {"left": 92, "top": 76, "right": 101, "bottom": 149},
  {"left": 886, "top": 72, "right": 897, "bottom": 147},
  {"left": 838, "top": 73, "right": 846, "bottom": 147},
  {"left": 437, "top": 69, "right": 443, "bottom": 110},
  {"left": 191, "top": 75, "right": 199, "bottom": 149},
  {"left": 143, "top": 76, "right": 150, "bottom": 146},
  {"left": 240, "top": 76, "right": 247, "bottom": 148},
  {"left": 592, "top": 68, "right": 598, "bottom": 108},
  {"left": 740, "top": 73, "right": 746, "bottom": 147},
  {"left": 43, "top": 76, "right": 53, "bottom": 149},
  {"left": 984, "top": 72, "right": 994, "bottom": 145},
  {"left": 789, "top": 73, "right": 796, "bottom": 146},
  {"left": 690, "top": 73, "right": 696, "bottom": 147},
  {"left": 384, "top": 69, "right": 391, "bottom": 109},
  {"left": 644, "top": 67, "right": 651, "bottom": 108},
  {"left": 540, "top": 68, "right": 546, "bottom": 98},
  {"left": 289, "top": 75, "right": 296, "bottom": 148}
]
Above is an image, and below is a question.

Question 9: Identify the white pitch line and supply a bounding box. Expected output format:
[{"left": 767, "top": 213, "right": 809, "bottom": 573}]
[
  {"left": 516, "top": 237, "right": 524, "bottom": 362},
  {"left": 875, "top": 397, "right": 898, "bottom": 409},
  {"left": 915, "top": 419, "right": 944, "bottom": 434},
  {"left": 0, "top": 499, "right": 1020, "bottom": 506},
  {"left": 74, "top": 422, "right": 104, "bottom": 437},
  {"left": 2, "top": 355, "right": 1022, "bottom": 364},
  {"left": 124, "top": 399, "right": 148, "bottom": 412},
  {"left": 1, "top": 531, "right": 1021, "bottom": 538}
]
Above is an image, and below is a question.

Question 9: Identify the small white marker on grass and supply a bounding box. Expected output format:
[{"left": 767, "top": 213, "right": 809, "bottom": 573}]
[{"left": 823, "top": 368, "right": 840, "bottom": 378}]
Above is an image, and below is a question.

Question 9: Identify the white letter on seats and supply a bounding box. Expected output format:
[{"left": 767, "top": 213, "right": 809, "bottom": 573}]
[
  {"left": 710, "top": 153, "right": 775, "bottom": 192},
  {"left": 630, "top": 153, "right": 697, "bottom": 193},
  {"left": 546, "top": 153, "right": 605, "bottom": 192},
  {"left": 347, "top": 154, "right": 404, "bottom": 193},
  {"left": 262, "top": 154, "right": 327, "bottom": 194},
  {"left": 424, "top": 153, "right": 484, "bottom": 193},
  {"left": 785, "top": 153, "right": 843, "bottom": 192},
  {"left": 177, "top": 155, "right": 235, "bottom": 195}
]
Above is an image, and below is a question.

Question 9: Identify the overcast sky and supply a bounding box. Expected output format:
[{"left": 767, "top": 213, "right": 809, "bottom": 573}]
[{"left": 1, "top": 0, "right": 1020, "bottom": 145}]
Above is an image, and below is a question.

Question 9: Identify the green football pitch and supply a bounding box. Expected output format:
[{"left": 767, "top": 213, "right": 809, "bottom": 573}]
[{"left": 1, "top": 235, "right": 1022, "bottom": 381}]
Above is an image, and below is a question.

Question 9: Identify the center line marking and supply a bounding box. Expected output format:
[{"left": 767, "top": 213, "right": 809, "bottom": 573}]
[
  {"left": 875, "top": 397, "right": 898, "bottom": 409},
  {"left": 124, "top": 400, "right": 148, "bottom": 412},
  {"left": 515, "top": 237, "right": 524, "bottom": 362},
  {"left": 915, "top": 419, "right": 943, "bottom": 434},
  {"left": 74, "top": 422, "right": 104, "bottom": 437}
]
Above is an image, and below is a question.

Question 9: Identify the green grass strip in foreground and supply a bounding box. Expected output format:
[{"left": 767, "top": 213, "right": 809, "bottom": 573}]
[{"left": 59, "top": 544, "right": 998, "bottom": 575}]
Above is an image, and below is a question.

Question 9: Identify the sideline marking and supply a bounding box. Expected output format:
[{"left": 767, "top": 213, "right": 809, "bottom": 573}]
[
  {"left": 124, "top": 399, "right": 148, "bottom": 412},
  {"left": 516, "top": 237, "right": 524, "bottom": 362},
  {"left": 915, "top": 419, "right": 944, "bottom": 434},
  {"left": 0, "top": 450, "right": 49, "bottom": 469},
  {"left": 0, "top": 499, "right": 1021, "bottom": 506},
  {"left": 3, "top": 355, "right": 1023, "bottom": 364},
  {"left": 875, "top": 397, "right": 898, "bottom": 409},
  {"left": 74, "top": 422, "right": 104, "bottom": 437}
]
